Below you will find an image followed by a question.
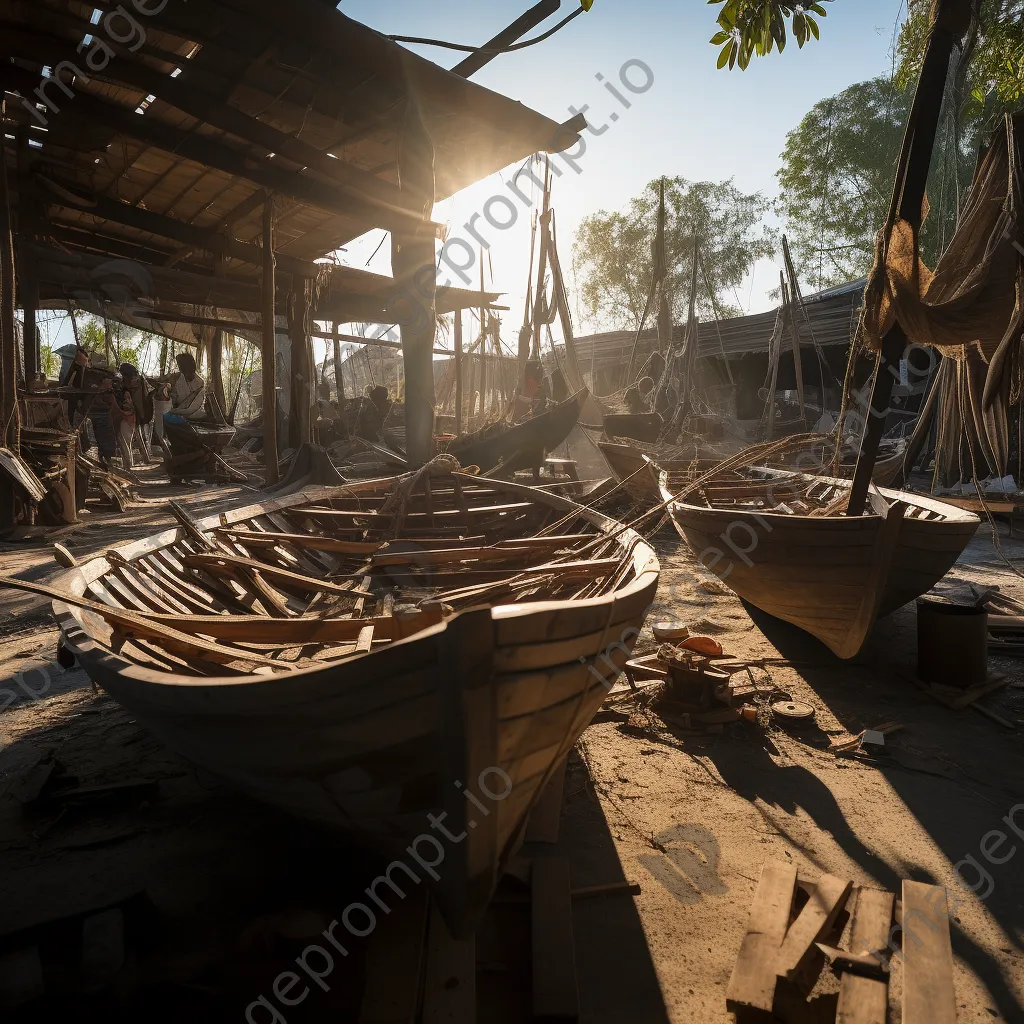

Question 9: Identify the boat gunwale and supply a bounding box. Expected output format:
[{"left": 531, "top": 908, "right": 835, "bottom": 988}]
[
  {"left": 52, "top": 471, "right": 660, "bottom": 689},
  {"left": 658, "top": 465, "right": 981, "bottom": 527}
]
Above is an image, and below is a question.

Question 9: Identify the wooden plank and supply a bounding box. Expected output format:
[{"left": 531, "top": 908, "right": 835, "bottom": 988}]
[
  {"left": 776, "top": 872, "right": 854, "bottom": 985},
  {"left": 902, "top": 881, "right": 956, "bottom": 1024},
  {"left": 532, "top": 856, "right": 579, "bottom": 1021},
  {"left": 359, "top": 891, "right": 429, "bottom": 1024},
  {"left": 726, "top": 859, "right": 797, "bottom": 1015},
  {"left": 525, "top": 756, "right": 567, "bottom": 844},
  {"left": 836, "top": 887, "right": 894, "bottom": 1024},
  {"left": 422, "top": 900, "right": 475, "bottom": 1024},
  {"left": 179, "top": 553, "right": 372, "bottom": 597}
]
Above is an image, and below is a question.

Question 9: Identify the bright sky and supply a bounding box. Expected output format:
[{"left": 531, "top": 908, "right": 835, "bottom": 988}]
[
  {"left": 331, "top": 0, "right": 910, "bottom": 359},
  {"left": 39, "top": 1, "right": 910, "bottom": 366}
]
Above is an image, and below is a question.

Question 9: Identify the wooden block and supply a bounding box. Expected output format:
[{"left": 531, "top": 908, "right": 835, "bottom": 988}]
[
  {"left": 525, "top": 758, "right": 567, "bottom": 845},
  {"left": 835, "top": 887, "right": 894, "bottom": 1024},
  {"left": 776, "top": 873, "right": 853, "bottom": 987},
  {"left": 902, "top": 881, "right": 956, "bottom": 1024},
  {"left": 532, "top": 856, "right": 578, "bottom": 1021},
  {"left": 726, "top": 859, "right": 798, "bottom": 1015},
  {"left": 423, "top": 901, "right": 475, "bottom": 1024},
  {"left": 359, "top": 891, "right": 429, "bottom": 1023}
]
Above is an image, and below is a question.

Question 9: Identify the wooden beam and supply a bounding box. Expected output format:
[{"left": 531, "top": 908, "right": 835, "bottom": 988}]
[
  {"left": 0, "top": 64, "right": 442, "bottom": 240},
  {"left": 261, "top": 196, "right": 279, "bottom": 486},
  {"left": 211, "top": 258, "right": 227, "bottom": 417},
  {"left": 1, "top": 24, "right": 428, "bottom": 235},
  {"left": 835, "top": 887, "right": 893, "bottom": 1024},
  {"left": 36, "top": 174, "right": 321, "bottom": 278},
  {"left": 451, "top": 0, "right": 561, "bottom": 78},
  {"left": 531, "top": 857, "right": 579, "bottom": 1021}
]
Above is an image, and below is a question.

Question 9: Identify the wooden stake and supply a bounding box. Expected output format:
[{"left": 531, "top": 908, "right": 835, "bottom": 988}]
[
  {"left": 16, "top": 133, "right": 38, "bottom": 384},
  {"left": 261, "top": 195, "right": 279, "bottom": 485},
  {"left": 780, "top": 272, "right": 806, "bottom": 422}
]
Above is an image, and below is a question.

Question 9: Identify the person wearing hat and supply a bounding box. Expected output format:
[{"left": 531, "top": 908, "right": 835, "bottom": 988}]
[{"left": 170, "top": 352, "right": 207, "bottom": 421}]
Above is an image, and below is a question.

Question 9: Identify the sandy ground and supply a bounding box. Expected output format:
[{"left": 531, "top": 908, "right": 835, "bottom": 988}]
[{"left": 1, "top": 470, "right": 1022, "bottom": 1021}]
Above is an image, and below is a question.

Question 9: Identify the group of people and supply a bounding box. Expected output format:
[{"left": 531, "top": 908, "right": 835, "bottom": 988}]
[{"left": 63, "top": 350, "right": 208, "bottom": 471}]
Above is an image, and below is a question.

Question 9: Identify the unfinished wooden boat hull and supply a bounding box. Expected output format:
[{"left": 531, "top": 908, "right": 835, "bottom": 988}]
[
  {"left": 52, "top": 471, "right": 658, "bottom": 935},
  {"left": 447, "top": 388, "right": 586, "bottom": 473},
  {"left": 661, "top": 470, "right": 978, "bottom": 659}
]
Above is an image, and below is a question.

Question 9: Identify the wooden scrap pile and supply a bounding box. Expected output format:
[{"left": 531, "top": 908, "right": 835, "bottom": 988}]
[{"left": 728, "top": 860, "right": 956, "bottom": 1024}]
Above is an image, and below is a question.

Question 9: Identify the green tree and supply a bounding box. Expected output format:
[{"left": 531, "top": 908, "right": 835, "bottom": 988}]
[
  {"left": 895, "top": 0, "right": 1023, "bottom": 125},
  {"left": 709, "top": 1, "right": 832, "bottom": 69},
  {"left": 776, "top": 76, "right": 975, "bottom": 290},
  {"left": 573, "top": 177, "right": 776, "bottom": 331},
  {"left": 39, "top": 345, "right": 58, "bottom": 378}
]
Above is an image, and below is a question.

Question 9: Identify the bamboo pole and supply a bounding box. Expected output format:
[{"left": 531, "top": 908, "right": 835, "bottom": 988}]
[
  {"left": 0, "top": 115, "right": 17, "bottom": 528},
  {"left": 454, "top": 309, "right": 463, "bottom": 435},
  {"left": 261, "top": 195, "right": 280, "bottom": 486},
  {"left": 332, "top": 322, "right": 345, "bottom": 402}
]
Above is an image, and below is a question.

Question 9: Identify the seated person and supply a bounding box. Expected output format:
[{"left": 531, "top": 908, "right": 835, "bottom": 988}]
[{"left": 168, "top": 352, "right": 207, "bottom": 422}]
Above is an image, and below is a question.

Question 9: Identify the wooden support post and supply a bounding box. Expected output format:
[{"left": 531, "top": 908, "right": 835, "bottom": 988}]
[
  {"left": 848, "top": 4, "right": 965, "bottom": 515},
  {"left": 454, "top": 310, "right": 463, "bottom": 435},
  {"left": 261, "top": 196, "right": 279, "bottom": 486},
  {"left": 764, "top": 313, "right": 783, "bottom": 442},
  {"left": 288, "top": 276, "right": 312, "bottom": 449},
  {"left": 393, "top": 99, "right": 436, "bottom": 466},
  {"left": 16, "top": 134, "right": 37, "bottom": 384},
  {"left": 0, "top": 111, "right": 18, "bottom": 529},
  {"left": 422, "top": 900, "right": 475, "bottom": 1023},
  {"left": 332, "top": 322, "right": 345, "bottom": 402}
]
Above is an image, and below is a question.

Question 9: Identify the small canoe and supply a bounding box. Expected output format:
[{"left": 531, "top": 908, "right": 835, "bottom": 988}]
[
  {"left": 51, "top": 464, "right": 658, "bottom": 935},
  {"left": 445, "top": 388, "right": 586, "bottom": 474},
  {"left": 659, "top": 465, "right": 978, "bottom": 659}
]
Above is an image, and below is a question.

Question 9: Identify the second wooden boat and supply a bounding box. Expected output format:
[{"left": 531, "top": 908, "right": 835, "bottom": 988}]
[
  {"left": 659, "top": 465, "right": 978, "bottom": 659},
  {"left": 47, "top": 462, "right": 658, "bottom": 935},
  {"left": 444, "top": 388, "right": 586, "bottom": 474}
]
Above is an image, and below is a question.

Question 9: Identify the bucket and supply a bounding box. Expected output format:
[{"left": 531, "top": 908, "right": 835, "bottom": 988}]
[{"left": 916, "top": 600, "right": 988, "bottom": 688}]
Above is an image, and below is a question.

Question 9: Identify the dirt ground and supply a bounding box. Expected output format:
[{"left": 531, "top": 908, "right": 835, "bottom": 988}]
[{"left": 1, "top": 471, "right": 1022, "bottom": 1021}]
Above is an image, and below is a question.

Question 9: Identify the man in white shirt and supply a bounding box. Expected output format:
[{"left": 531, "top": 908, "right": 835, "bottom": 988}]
[{"left": 171, "top": 352, "right": 206, "bottom": 421}]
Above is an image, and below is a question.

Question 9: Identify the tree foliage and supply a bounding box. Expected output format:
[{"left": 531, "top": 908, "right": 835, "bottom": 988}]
[
  {"left": 895, "top": 0, "right": 1024, "bottom": 125},
  {"left": 776, "top": 75, "right": 977, "bottom": 290},
  {"left": 709, "top": 1, "right": 832, "bottom": 69},
  {"left": 573, "top": 177, "right": 777, "bottom": 331}
]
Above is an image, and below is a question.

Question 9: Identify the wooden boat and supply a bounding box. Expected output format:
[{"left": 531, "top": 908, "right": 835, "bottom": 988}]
[
  {"left": 598, "top": 432, "right": 911, "bottom": 505},
  {"left": 659, "top": 465, "right": 978, "bottom": 659},
  {"left": 597, "top": 439, "right": 716, "bottom": 503},
  {"left": 445, "top": 388, "right": 586, "bottom": 474},
  {"left": 48, "top": 463, "right": 658, "bottom": 935}
]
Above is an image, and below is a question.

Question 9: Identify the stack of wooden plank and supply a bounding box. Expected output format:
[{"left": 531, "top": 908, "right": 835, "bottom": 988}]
[{"left": 727, "top": 860, "right": 956, "bottom": 1024}]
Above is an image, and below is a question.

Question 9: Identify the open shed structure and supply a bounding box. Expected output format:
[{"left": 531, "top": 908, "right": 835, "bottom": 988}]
[{"left": 0, "top": 0, "right": 585, "bottom": 513}]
